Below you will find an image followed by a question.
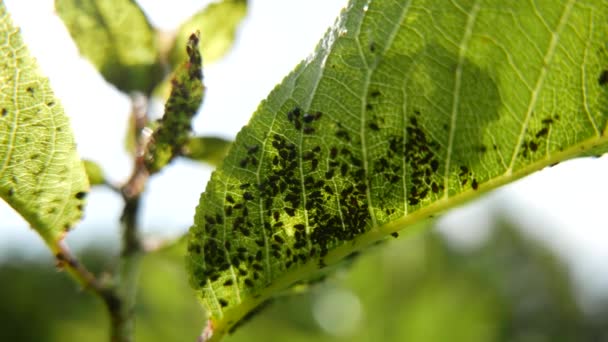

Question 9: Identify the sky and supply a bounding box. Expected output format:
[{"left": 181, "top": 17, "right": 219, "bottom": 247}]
[{"left": 2, "top": 0, "right": 608, "bottom": 310}]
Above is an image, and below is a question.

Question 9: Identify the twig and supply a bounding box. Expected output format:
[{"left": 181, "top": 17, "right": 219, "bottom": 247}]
[
  {"left": 55, "top": 242, "right": 122, "bottom": 330},
  {"left": 106, "top": 92, "right": 150, "bottom": 342}
]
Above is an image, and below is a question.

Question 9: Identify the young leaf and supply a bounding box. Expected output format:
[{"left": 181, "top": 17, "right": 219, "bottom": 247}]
[
  {"left": 168, "top": 0, "right": 247, "bottom": 68},
  {"left": 55, "top": 0, "right": 163, "bottom": 93},
  {"left": 145, "top": 33, "right": 205, "bottom": 174},
  {"left": 183, "top": 136, "right": 232, "bottom": 167},
  {"left": 0, "top": 3, "right": 89, "bottom": 251},
  {"left": 187, "top": 0, "right": 608, "bottom": 339},
  {"left": 82, "top": 159, "right": 106, "bottom": 186}
]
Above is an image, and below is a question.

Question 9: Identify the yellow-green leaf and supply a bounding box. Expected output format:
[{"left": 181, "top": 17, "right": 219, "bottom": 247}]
[
  {"left": 187, "top": 0, "right": 608, "bottom": 339},
  {"left": 0, "top": 3, "right": 89, "bottom": 251},
  {"left": 83, "top": 159, "right": 105, "bottom": 186},
  {"left": 55, "top": 0, "right": 163, "bottom": 93},
  {"left": 183, "top": 136, "right": 232, "bottom": 167},
  {"left": 168, "top": 0, "right": 247, "bottom": 68}
]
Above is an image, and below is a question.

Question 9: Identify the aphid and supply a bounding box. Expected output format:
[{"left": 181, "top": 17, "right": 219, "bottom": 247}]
[
  {"left": 303, "top": 113, "right": 314, "bottom": 123},
  {"left": 219, "top": 299, "right": 229, "bottom": 307},
  {"left": 330, "top": 147, "right": 338, "bottom": 159},
  {"left": 244, "top": 278, "right": 254, "bottom": 287},
  {"left": 243, "top": 192, "right": 254, "bottom": 200},
  {"left": 472, "top": 179, "right": 479, "bottom": 190},
  {"left": 223, "top": 279, "right": 234, "bottom": 286},
  {"left": 340, "top": 163, "right": 348, "bottom": 176},
  {"left": 226, "top": 195, "right": 235, "bottom": 204},
  {"left": 599, "top": 70, "right": 608, "bottom": 86},
  {"left": 431, "top": 160, "right": 439, "bottom": 172},
  {"left": 273, "top": 235, "right": 284, "bottom": 243},
  {"left": 303, "top": 127, "right": 315, "bottom": 134},
  {"left": 247, "top": 145, "right": 259, "bottom": 154}
]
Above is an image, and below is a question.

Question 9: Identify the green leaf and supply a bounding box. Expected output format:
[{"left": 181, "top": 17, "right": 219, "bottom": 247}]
[
  {"left": 168, "top": 0, "right": 247, "bottom": 68},
  {"left": 83, "top": 160, "right": 105, "bottom": 186},
  {"left": 0, "top": 3, "right": 89, "bottom": 251},
  {"left": 186, "top": 0, "right": 608, "bottom": 339},
  {"left": 55, "top": 0, "right": 163, "bottom": 93},
  {"left": 145, "top": 33, "right": 205, "bottom": 174},
  {"left": 183, "top": 136, "right": 232, "bottom": 167}
]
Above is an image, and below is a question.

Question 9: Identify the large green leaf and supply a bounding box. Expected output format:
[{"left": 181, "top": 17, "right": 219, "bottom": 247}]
[
  {"left": 187, "top": 0, "right": 608, "bottom": 339},
  {"left": 168, "top": 0, "right": 247, "bottom": 68},
  {"left": 55, "top": 0, "right": 163, "bottom": 93},
  {"left": 0, "top": 3, "right": 89, "bottom": 251}
]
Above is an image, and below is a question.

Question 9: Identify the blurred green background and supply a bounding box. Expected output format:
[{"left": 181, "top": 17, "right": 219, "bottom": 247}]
[{"left": 1, "top": 211, "right": 607, "bottom": 342}]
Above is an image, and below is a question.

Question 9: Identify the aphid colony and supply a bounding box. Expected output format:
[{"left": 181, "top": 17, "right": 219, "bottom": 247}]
[{"left": 188, "top": 96, "right": 489, "bottom": 310}]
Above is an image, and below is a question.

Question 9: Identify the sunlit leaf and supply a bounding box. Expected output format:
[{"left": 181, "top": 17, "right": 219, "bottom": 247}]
[
  {"left": 168, "top": 0, "right": 247, "bottom": 68},
  {"left": 82, "top": 160, "right": 105, "bottom": 186},
  {"left": 145, "top": 33, "right": 205, "bottom": 173},
  {"left": 0, "top": 3, "right": 89, "bottom": 251},
  {"left": 186, "top": 0, "right": 608, "bottom": 339},
  {"left": 183, "top": 136, "right": 232, "bottom": 167},
  {"left": 55, "top": 0, "right": 163, "bottom": 93}
]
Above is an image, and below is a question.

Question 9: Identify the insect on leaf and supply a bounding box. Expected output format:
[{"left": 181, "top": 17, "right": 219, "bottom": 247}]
[
  {"left": 145, "top": 33, "right": 205, "bottom": 174},
  {"left": 186, "top": 0, "right": 608, "bottom": 340}
]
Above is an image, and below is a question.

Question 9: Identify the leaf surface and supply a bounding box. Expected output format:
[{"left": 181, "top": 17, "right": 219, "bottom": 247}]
[
  {"left": 168, "top": 0, "right": 247, "bottom": 68},
  {"left": 187, "top": 0, "right": 608, "bottom": 339},
  {"left": 0, "top": 3, "right": 89, "bottom": 250},
  {"left": 55, "top": 0, "right": 163, "bottom": 93},
  {"left": 145, "top": 33, "right": 205, "bottom": 173},
  {"left": 184, "top": 136, "right": 232, "bottom": 167}
]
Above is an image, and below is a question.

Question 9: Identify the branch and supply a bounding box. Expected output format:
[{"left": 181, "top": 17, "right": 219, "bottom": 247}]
[{"left": 106, "top": 92, "right": 150, "bottom": 342}]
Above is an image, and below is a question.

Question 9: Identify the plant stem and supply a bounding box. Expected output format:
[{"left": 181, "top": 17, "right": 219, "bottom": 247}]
[
  {"left": 110, "top": 196, "right": 143, "bottom": 342},
  {"left": 107, "top": 93, "right": 150, "bottom": 342},
  {"left": 55, "top": 243, "right": 123, "bottom": 339}
]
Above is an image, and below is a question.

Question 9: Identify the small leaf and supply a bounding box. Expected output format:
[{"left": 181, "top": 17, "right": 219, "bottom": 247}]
[
  {"left": 168, "top": 0, "right": 247, "bottom": 68},
  {"left": 55, "top": 0, "right": 163, "bottom": 93},
  {"left": 145, "top": 33, "right": 205, "bottom": 174},
  {"left": 183, "top": 136, "right": 232, "bottom": 167},
  {"left": 186, "top": 0, "right": 608, "bottom": 339},
  {"left": 0, "top": 3, "right": 89, "bottom": 250},
  {"left": 83, "top": 160, "right": 105, "bottom": 186}
]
